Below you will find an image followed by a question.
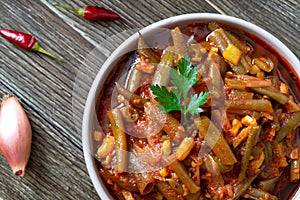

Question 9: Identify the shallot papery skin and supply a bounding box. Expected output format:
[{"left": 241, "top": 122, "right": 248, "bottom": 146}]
[{"left": 0, "top": 96, "right": 32, "bottom": 176}]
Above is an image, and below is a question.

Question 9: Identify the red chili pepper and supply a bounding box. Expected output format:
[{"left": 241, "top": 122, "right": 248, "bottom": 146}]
[
  {"left": 0, "top": 29, "right": 36, "bottom": 50},
  {"left": 53, "top": 2, "right": 120, "bottom": 21},
  {"left": 0, "top": 29, "right": 63, "bottom": 61}
]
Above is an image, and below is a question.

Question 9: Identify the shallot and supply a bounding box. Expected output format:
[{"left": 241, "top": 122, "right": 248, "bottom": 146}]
[{"left": 0, "top": 95, "right": 32, "bottom": 176}]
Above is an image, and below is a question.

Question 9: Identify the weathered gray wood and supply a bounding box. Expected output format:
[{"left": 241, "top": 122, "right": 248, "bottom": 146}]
[
  {"left": 0, "top": 0, "right": 299, "bottom": 199},
  {"left": 0, "top": 0, "right": 98, "bottom": 198},
  {"left": 0, "top": 0, "right": 216, "bottom": 199}
]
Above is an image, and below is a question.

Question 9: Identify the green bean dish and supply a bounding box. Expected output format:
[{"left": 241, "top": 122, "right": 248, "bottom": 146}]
[{"left": 93, "top": 22, "right": 300, "bottom": 200}]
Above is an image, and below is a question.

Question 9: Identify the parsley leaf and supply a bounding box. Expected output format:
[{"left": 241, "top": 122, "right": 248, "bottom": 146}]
[
  {"left": 177, "top": 55, "right": 198, "bottom": 86},
  {"left": 150, "top": 54, "right": 209, "bottom": 124},
  {"left": 149, "top": 85, "right": 181, "bottom": 113},
  {"left": 170, "top": 55, "right": 198, "bottom": 98},
  {"left": 186, "top": 92, "right": 210, "bottom": 115}
]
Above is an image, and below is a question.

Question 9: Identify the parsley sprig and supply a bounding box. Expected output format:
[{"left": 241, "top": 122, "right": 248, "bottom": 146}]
[{"left": 149, "top": 55, "right": 210, "bottom": 124}]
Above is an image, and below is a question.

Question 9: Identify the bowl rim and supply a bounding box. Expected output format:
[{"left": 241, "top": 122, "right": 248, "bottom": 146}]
[{"left": 82, "top": 13, "right": 300, "bottom": 199}]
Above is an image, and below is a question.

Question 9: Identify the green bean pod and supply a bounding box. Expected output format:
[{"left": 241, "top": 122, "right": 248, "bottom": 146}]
[
  {"left": 290, "top": 159, "right": 300, "bottom": 182},
  {"left": 115, "top": 82, "right": 148, "bottom": 110},
  {"left": 214, "top": 157, "right": 234, "bottom": 173},
  {"left": 194, "top": 116, "right": 237, "bottom": 165},
  {"left": 225, "top": 78, "right": 246, "bottom": 90},
  {"left": 209, "top": 52, "right": 228, "bottom": 77},
  {"left": 240, "top": 55, "right": 251, "bottom": 72},
  {"left": 144, "top": 102, "right": 185, "bottom": 142},
  {"left": 225, "top": 30, "right": 249, "bottom": 53},
  {"left": 138, "top": 33, "right": 160, "bottom": 63},
  {"left": 136, "top": 173, "right": 155, "bottom": 195},
  {"left": 238, "top": 126, "right": 260, "bottom": 182},
  {"left": 99, "top": 168, "right": 139, "bottom": 192},
  {"left": 264, "top": 141, "right": 273, "bottom": 167},
  {"left": 176, "top": 137, "right": 195, "bottom": 161},
  {"left": 156, "top": 180, "right": 184, "bottom": 200},
  {"left": 126, "top": 67, "right": 142, "bottom": 92},
  {"left": 215, "top": 28, "right": 248, "bottom": 74},
  {"left": 226, "top": 99, "right": 273, "bottom": 113},
  {"left": 168, "top": 155, "right": 200, "bottom": 193},
  {"left": 245, "top": 188, "right": 278, "bottom": 200},
  {"left": 275, "top": 111, "right": 300, "bottom": 142},
  {"left": 204, "top": 155, "right": 224, "bottom": 187},
  {"left": 171, "top": 27, "right": 188, "bottom": 57},
  {"left": 152, "top": 46, "right": 176, "bottom": 86},
  {"left": 227, "top": 89, "right": 254, "bottom": 100},
  {"left": 271, "top": 64, "right": 280, "bottom": 88},
  {"left": 210, "top": 28, "right": 248, "bottom": 74},
  {"left": 251, "top": 87, "right": 289, "bottom": 105},
  {"left": 231, "top": 64, "right": 247, "bottom": 75},
  {"left": 233, "top": 167, "right": 263, "bottom": 200},
  {"left": 253, "top": 57, "right": 274, "bottom": 72},
  {"left": 207, "top": 21, "right": 220, "bottom": 31},
  {"left": 258, "top": 175, "right": 280, "bottom": 192},
  {"left": 207, "top": 29, "right": 228, "bottom": 53},
  {"left": 107, "top": 108, "right": 127, "bottom": 173},
  {"left": 163, "top": 114, "right": 185, "bottom": 142},
  {"left": 167, "top": 179, "right": 184, "bottom": 195},
  {"left": 208, "top": 61, "right": 224, "bottom": 98}
]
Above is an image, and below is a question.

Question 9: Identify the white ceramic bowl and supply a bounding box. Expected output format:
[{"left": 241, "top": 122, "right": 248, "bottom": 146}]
[{"left": 82, "top": 13, "right": 300, "bottom": 199}]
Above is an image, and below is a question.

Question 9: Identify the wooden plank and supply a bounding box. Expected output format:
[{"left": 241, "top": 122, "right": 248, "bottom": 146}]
[
  {"left": 44, "top": 0, "right": 218, "bottom": 46},
  {"left": 0, "top": 0, "right": 218, "bottom": 199},
  {"left": 0, "top": 0, "right": 298, "bottom": 199},
  {"left": 0, "top": 0, "right": 99, "bottom": 199}
]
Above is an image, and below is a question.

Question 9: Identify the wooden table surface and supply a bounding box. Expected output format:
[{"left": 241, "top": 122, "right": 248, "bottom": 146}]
[{"left": 0, "top": 0, "right": 299, "bottom": 199}]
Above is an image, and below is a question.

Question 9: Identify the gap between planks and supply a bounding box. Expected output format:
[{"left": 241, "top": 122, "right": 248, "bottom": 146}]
[
  {"left": 204, "top": 0, "right": 226, "bottom": 15},
  {"left": 40, "top": 0, "right": 101, "bottom": 48},
  {"left": 41, "top": 0, "right": 225, "bottom": 51}
]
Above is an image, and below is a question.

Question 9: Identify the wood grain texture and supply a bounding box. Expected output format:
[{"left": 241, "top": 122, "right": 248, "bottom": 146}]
[
  {"left": 0, "top": 0, "right": 216, "bottom": 199},
  {"left": 44, "top": 0, "right": 218, "bottom": 46},
  {"left": 0, "top": 0, "right": 299, "bottom": 199}
]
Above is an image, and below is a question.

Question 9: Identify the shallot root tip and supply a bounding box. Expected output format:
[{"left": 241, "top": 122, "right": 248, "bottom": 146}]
[
  {"left": 2, "top": 94, "right": 12, "bottom": 102},
  {"left": 14, "top": 169, "right": 24, "bottom": 176}
]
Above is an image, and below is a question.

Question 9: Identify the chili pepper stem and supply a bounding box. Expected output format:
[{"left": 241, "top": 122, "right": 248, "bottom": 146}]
[
  {"left": 52, "top": 2, "right": 85, "bottom": 17},
  {"left": 31, "top": 42, "right": 64, "bottom": 62}
]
